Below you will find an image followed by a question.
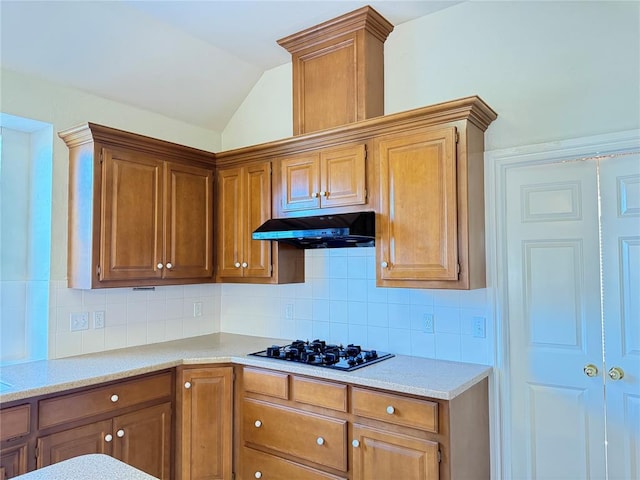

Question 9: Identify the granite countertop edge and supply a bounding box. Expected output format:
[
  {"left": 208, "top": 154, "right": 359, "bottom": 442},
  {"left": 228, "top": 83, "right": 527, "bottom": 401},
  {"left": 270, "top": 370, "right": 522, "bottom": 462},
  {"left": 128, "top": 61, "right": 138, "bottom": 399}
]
[{"left": 0, "top": 333, "right": 492, "bottom": 404}]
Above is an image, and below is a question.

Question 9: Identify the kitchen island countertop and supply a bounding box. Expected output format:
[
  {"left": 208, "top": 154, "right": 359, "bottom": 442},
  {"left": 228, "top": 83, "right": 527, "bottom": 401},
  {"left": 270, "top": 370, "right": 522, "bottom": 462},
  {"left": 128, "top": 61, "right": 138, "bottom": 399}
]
[
  {"left": 12, "top": 454, "right": 157, "bottom": 479},
  {"left": 0, "top": 333, "right": 491, "bottom": 404}
]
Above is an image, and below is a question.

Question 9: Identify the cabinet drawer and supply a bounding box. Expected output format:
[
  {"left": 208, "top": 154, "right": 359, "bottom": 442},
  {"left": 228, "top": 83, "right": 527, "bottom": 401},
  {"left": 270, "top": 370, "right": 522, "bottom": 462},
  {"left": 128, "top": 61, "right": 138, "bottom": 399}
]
[
  {"left": 292, "top": 376, "right": 347, "bottom": 412},
  {"left": 0, "top": 404, "right": 30, "bottom": 441},
  {"left": 243, "top": 399, "right": 347, "bottom": 471},
  {"left": 38, "top": 372, "right": 172, "bottom": 430},
  {"left": 243, "top": 368, "right": 289, "bottom": 399},
  {"left": 352, "top": 388, "right": 438, "bottom": 433},
  {"left": 242, "top": 447, "right": 347, "bottom": 480}
]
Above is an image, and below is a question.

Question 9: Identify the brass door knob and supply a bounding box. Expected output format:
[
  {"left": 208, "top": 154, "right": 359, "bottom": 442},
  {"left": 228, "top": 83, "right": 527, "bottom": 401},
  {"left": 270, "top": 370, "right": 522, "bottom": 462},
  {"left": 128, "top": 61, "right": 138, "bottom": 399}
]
[
  {"left": 608, "top": 367, "right": 624, "bottom": 381},
  {"left": 583, "top": 364, "right": 598, "bottom": 377}
]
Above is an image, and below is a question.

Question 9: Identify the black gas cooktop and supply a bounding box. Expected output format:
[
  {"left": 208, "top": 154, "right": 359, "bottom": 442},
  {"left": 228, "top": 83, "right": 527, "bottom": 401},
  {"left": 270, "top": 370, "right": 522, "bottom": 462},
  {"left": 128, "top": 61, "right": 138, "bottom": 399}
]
[{"left": 249, "top": 339, "right": 394, "bottom": 372}]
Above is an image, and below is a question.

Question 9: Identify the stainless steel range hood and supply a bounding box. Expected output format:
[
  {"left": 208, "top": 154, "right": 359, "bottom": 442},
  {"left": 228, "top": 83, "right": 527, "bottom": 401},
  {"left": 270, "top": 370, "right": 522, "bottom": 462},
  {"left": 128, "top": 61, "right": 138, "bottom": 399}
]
[{"left": 252, "top": 211, "right": 375, "bottom": 249}]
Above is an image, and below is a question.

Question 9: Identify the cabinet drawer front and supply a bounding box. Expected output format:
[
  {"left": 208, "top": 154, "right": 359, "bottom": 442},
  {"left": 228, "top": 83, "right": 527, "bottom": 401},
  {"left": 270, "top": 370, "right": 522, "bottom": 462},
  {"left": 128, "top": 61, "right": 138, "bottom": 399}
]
[
  {"left": 0, "top": 404, "right": 30, "bottom": 441},
  {"left": 38, "top": 372, "right": 172, "bottom": 430},
  {"left": 243, "top": 368, "right": 289, "bottom": 399},
  {"left": 242, "top": 447, "right": 347, "bottom": 480},
  {"left": 352, "top": 388, "right": 438, "bottom": 433},
  {"left": 292, "top": 376, "right": 347, "bottom": 412},
  {"left": 243, "top": 399, "right": 347, "bottom": 471}
]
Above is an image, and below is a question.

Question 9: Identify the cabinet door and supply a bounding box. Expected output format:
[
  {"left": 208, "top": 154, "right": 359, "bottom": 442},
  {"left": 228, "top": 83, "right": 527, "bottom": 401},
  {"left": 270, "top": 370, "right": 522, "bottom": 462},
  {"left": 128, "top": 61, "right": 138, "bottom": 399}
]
[
  {"left": 352, "top": 425, "right": 440, "bottom": 480},
  {"left": 36, "top": 419, "right": 113, "bottom": 467},
  {"left": 280, "top": 153, "right": 320, "bottom": 212},
  {"left": 100, "top": 148, "right": 163, "bottom": 282},
  {"left": 0, "top": 443, "right": 28, "bottom": 479},
  {"left": 217, "top": 167, "right": 244, "bottom": 278},
  {"left": 244, "top": 163, "right": 272, "bottom": 278},
  {"left": 112, "top": 402, "right": 172, "bottom": 480},
  {"left": 165, "top": 162, "right": 214, "bottom": 280},
  {"left": 320, "top": 144, "right": 366, "bottom": 208},
  {"left": 376, "top": 126, "right": 458, "bottom": 281},
  {"left": 177, "top": 367, "right": 233, "bottom": 480}
]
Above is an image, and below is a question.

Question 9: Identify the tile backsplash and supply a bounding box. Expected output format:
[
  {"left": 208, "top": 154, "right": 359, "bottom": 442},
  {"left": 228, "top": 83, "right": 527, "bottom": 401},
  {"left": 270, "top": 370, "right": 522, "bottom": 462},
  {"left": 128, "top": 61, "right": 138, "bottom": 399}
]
[
  {"left": 49, "top": 281, "right": 221, "bottom": 358},
  {"left": 220, "top": 248, "right": 494, "bottom": 365},
  {"left": 44, "top": 248, "right": 493, "bottom": 365}
]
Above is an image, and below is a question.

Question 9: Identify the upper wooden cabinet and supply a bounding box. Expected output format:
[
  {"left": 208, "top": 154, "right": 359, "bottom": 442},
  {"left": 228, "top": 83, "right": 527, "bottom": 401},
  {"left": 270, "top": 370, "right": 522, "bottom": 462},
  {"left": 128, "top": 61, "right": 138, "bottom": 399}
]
[
  {"left": 278, "top": 6, "right": 393, "bottom": 135},
  {"left": 278, "top": 143, "right": 367, "bottom": 214},
  {"left": 59, "top": 123, "right": 215, "bottom": 288},
  {"left": 216, "top": 162, "right": 305, "bottom": 284},
  {"left": 375, "top": 116, "right": 492, "bottom": 290}
]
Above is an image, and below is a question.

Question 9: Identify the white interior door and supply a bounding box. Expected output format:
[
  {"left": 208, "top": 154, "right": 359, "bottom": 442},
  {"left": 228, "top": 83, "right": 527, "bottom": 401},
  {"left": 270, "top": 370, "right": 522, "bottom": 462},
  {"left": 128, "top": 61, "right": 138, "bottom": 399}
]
[
  {"left": 501, "top": 148, "right": 640, "bottom": 479},
  {"left": 599, "top": 154, "right": 640, "bottom": 480},
  {"left": 505, "top": 159, "right": 606, "bottom": 479}
]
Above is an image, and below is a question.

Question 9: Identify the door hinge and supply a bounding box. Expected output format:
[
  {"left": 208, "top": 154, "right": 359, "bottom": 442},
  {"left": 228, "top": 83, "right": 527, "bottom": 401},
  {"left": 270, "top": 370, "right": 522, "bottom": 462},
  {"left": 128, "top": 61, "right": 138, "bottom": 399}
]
[
  {"left": 438, "top": 450, "right": 441, "bottom": 463},
  {"left": 96, "top": 265, "right": 101, "bottom": 276},
  {"left": 269, "top": 264, "right": 273, "bottom": 274},
  {"left": 457, "top": 263, "right": 461, "bottom": 275},
  {"left": 455, "top": 131, "right": 460, "bottom": 144},
  {"left": 364, "top": 144, "right": 368, "bottom": 160},
  {"left": 34, "top": 446, "right": 39, "bottom": 459}
]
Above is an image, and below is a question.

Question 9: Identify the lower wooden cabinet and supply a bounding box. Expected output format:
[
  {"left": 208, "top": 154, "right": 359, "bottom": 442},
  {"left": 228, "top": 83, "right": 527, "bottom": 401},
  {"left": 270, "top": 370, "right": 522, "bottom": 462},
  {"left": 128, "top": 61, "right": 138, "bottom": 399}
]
[
  {"left": 0, "top": 444, "right": 28, "bottom": 480},
  {"left": 36, "top": 402, "right": 171, "bottom": 479},
  {"left": 352, "top": 424, "right": 440, "bottom": 480},
  {"left": 176, "top": 366, "right": 233, "bottom": 480},
  {"left": 237, "top": 367, "right": 489, "bottom": 480}
]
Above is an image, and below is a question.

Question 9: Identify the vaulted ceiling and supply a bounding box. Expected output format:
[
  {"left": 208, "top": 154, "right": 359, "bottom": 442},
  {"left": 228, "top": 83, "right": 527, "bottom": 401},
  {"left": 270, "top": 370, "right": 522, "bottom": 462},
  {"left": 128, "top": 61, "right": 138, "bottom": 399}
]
[{"left": 1, "top": 1, "right": 460, "bottom": 131}]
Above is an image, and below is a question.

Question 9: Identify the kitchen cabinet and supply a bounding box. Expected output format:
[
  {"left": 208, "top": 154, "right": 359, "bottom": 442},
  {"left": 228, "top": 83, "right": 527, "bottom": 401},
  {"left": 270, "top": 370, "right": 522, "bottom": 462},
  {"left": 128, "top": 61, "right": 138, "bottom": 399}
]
[
  {"left": 0, "top": 404, "right": 31, "bottom": 479},
  {"left": 175, "top": 366, "right": 233, "bottom": 480},
  {"left": 35, "top": 371, "right": 173, "bottom": 479},
  {"left": 216, "top": 161, "right": 305, "bottom": 284},
  {"left": 59, "top": 123, "right": 215, "bottom": 289},
  {"left": 237, "top": 366, "right": 489, "bottom": 480},
  {"left": 375, "top": 118, "right": 491, "bottom": 289},
  {"left": 278, "top": 143, "right": 367, "bottom": 214}
]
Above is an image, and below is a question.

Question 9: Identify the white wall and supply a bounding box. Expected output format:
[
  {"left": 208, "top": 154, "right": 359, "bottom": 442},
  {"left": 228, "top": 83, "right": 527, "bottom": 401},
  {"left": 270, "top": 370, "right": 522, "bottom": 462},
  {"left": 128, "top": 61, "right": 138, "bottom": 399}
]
[
  {"left": 218, "top": 1, "right": 640, "bottom": 362},
  {"left": 1, "top": 69, "right": 223, "bottom": 359}
]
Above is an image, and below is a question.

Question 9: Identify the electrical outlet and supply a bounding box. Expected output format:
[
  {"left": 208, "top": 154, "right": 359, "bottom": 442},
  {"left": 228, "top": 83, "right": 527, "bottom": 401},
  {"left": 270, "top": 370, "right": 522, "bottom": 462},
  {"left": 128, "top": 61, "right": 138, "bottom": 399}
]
[
  {"left": 472, "top": 316, "right": 486, "bottom": 338},
  {"left": 285, "top": 304, "right": 294, "bottom": 320},
  {"left": 70, "top": 312, "right": 89, "bottom": 331},
  {"left": 93, "top": 311, "right": 105, "bottom": 329},
  {"left": 193, "top": 302, "right": 203, "bottom": 317},
  {"left": 423, "top": 313, "right": 434, "bottom": 333}
]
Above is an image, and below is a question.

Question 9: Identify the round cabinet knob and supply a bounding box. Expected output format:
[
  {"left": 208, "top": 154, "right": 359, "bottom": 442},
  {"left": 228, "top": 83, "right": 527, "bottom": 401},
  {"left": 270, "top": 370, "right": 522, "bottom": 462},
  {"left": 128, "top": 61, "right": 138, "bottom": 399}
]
[
  {"left": 608, "top": 366, "right": 625, "bottom": 381},
  {"left": 254, "top": 472, "right": 262, "bottom": 479},
  {"left": 316, "top": 437, "right": 325, "bottom": 446},
  {"left": 242, "top": 262, "right": 248, "bottom": 268},
  {"left": 234, "top": 262, "right": 241, "bottom": 268},
  {"left": 166, "top": 262, "right": 173, "bottom": 269},
  {"left": 254, "top": 420, "right": 262, "bottom": 428},
  {"left": 319, "top": 191, "right": 327, "bottom": 197},
  {"left": 105, "top": 434, "right": 113, "bottom": 442},
  {"left": 381, "top": 261, "right": 389, "bottom": 268},
  {"left": 583, "top": 364, "right": 599, "bottom": 377},
  {"left": 116, "top": 429, "right": 125, "bottom": 438},
  {"left": 157, "top": 263, "right": 164, "bottom": 270},
  {"left": 110, "top": 394, "right": 119, "bottom": 403},
  {"left": 352, "top": 439, "right": 360, "bottom": 448},
  {"left": 184, "top": 381, "right": 191, "bottom": 389},
  {"left": 386, "top": 405, "right": 395, "bottom": 415},
  {"left": 312, "top": 192, "right": 319, "bottom": 198}
]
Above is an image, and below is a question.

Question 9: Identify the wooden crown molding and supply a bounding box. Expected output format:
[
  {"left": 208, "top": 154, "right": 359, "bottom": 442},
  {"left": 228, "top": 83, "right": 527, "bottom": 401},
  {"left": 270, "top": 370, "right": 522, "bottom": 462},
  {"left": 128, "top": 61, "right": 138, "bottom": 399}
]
[{"left": 277, "top": 5, "right": 394, "bottom": 54}]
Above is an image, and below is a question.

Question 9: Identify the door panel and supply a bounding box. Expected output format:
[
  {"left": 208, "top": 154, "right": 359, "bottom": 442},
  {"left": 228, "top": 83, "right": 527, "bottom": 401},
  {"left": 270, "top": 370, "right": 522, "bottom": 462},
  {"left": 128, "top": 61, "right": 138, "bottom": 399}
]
[
  {"left": 600, "top": 154, "right": 640, "bottom": 480},
  {"left": 36, "top": 420, "right": 112, "bottom": 467},
  {"left": 280, "top": 154, "right": 320, "bottom": 212},
  {"left": 217, "top": 167, "right": 243, "bottom": 278},
  {"left": 101, "top": 148, "right": 162, "bottom": 281},
  {"left": 112, "top": 402, "right": 171, "bottom": 480},
  {"left": 505, "top": 160, "right": 606, "bottom": 478},
  {"left": 244, "top": 163, "right": 272, "bottom": 278},
  {"left": 320, "top": 144, "right": 366, "bottom": 208},
  {"left": 165, "top": 162, "right": 214, "bottom": 279}
]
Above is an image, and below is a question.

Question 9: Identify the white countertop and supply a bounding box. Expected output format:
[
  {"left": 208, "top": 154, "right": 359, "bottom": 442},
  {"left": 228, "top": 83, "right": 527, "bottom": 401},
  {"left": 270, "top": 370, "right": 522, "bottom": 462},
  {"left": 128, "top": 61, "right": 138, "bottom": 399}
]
[
  {"left": 13, "top": 454, "right": 157, "bottom": 479},
  {"left": 0, "top": 333, "right": 491, "bottom": 403}
]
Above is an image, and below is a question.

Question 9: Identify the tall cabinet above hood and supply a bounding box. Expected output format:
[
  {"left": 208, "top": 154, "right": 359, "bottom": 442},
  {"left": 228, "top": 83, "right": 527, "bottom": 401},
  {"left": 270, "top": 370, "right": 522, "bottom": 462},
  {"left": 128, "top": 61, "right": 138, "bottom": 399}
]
[{"left": 252, "top": 211, "right": 375, "bottom": 249}]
